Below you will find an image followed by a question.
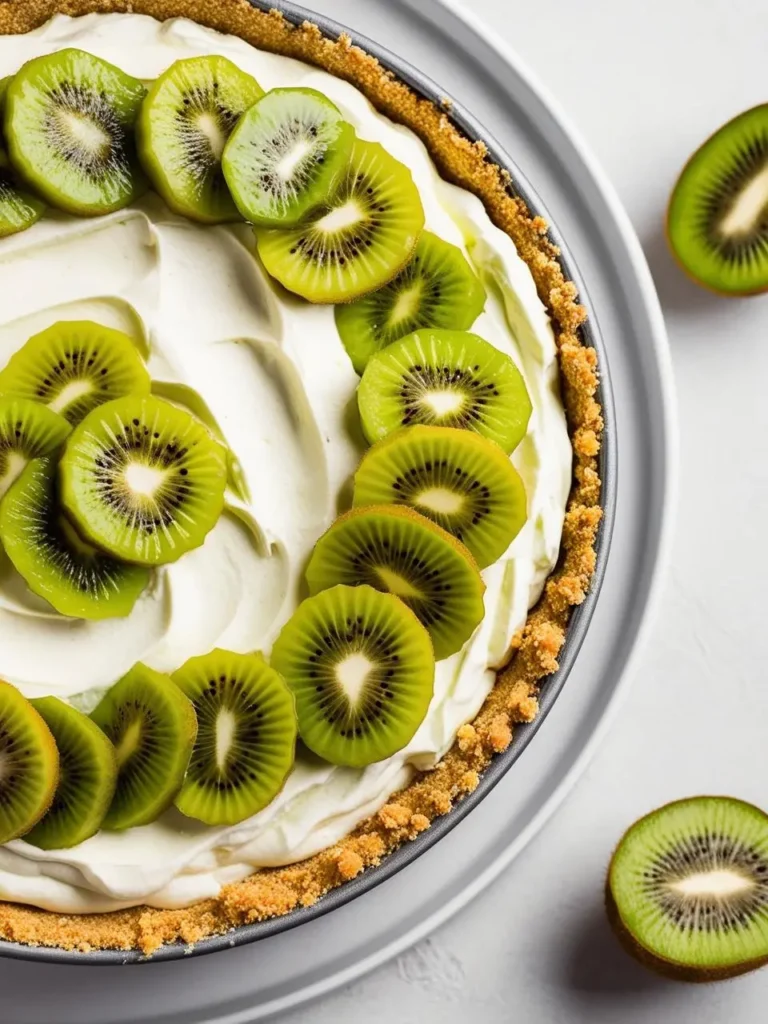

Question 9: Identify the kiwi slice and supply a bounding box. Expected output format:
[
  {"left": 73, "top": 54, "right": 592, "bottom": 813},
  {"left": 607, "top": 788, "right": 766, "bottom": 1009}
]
[
  {"left": 353, "top": 426, "right": 527, "bottom": 569},
  {"left": 607, "top": 796, "right": 768, "bottom": 981},
  {"left": 3, "top": 48, "right": 146, "bottom": 217},
  {"left": 137, "top": 55, "right": 263, "bottom": 224},
  {"left": 24, "top": 696, "right": 117, "bottom": 849},
  {"left": 667, "top": 105, "right": 768, "bottom": 295},
  {"left": 306, "top": 504, "right": 484, "bottom": 660},
  {"left": 271, "top": 584, "right": 434, "bottom": 767},
  {"left": 222, "top": 87, "right": 354, "bottom": 226},
  {"left": 60, "top": 394, "right": 228, "bottom": 566},
  {"left": 90, "top": 663, "right": 197, "bottom": 830},
  {"left": 0, "top": 396, "right": 70, "bottom": 499},
  {"left": 0, "top": 146, "right": 45, "bottom": 239},
  {"left": 0, "top": 320, "right": 151, "bottom": 426},
  {"left": 335, "top": 232, "right": 487, "bottom": 374},
  {"left": 0, "top": 680, "right": 59, "bottom": 844},
  {"left": 0, "top": 455, "right": 150, "bottom": 619},
  {"left": 357, "top": 329, "right": 532, "bottom": 454},
  {"left": 171, "top": 649, "right": 296, "bottom": 826},
  {"left": 255, "top": 138, "right": 425, "bottom": 303}
]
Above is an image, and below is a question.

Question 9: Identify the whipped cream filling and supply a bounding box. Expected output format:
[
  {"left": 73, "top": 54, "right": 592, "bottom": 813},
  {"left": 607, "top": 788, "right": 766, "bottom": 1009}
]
[{"left": 0, "top": 14, "right": 572, "bottom": 913}]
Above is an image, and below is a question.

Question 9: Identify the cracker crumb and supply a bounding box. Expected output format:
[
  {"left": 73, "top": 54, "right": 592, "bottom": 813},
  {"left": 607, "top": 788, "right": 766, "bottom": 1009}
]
[{"left": 336, "top": 849, "right": 364, "bottom": 881}]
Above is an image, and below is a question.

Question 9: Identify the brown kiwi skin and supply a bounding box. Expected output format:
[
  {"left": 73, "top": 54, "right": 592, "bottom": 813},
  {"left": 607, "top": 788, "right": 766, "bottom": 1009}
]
[{"left": 605, "top": 795, "right": 768, "bottom": 982}]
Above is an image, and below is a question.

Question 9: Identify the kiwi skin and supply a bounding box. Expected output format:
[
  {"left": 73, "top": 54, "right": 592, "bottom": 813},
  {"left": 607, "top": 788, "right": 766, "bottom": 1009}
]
[{"left": 605, "top": 796, "right": 768, "bottom": 982}]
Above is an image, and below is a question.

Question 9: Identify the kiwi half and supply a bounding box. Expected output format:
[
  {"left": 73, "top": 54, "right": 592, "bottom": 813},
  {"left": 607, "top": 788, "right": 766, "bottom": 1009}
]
[
  {"left": 222, "top": 87, "right": 354, "bottom": 226},
  {"left": 91, "top": 663, "right": 197, "bottom": 831},
  {"left": 3, "top": 48, "right": 146, "bottom": 216},
  {"left": 0, "top": 320, "right": 150, "bottom": 426},
  {"left": 255, "top": 138, "right": 425, "bottom": 303},
  {"left": 25, "top": 696, "right": 117, "bottom": 849},
  {"left": 172, "top": 649, "right": 296, "bottom": 827},
  {"left": 0, "top": 396, "right": 70, "bottom": 499},
  {"left": 0, "top": 455, "right": 150, "bottom": 620},
  {"left": 336, "top": 231, "right": 487, "bottom": 374},
  {"left": 607, "top": 796, "right": 768, "bottom": 981},
  {"left": 137, "top": 55, "right": 263, "bottom": 224},
  {"left": 353, "top": 425, "right": 527, "bottom": 568},
  {"left": 0, "top": 680, "right": 59, "bottom": 845},
  {"left": 271, "top": 583, "right": 434, "bottom": 767},
  {"left": 667, "top": 105, "right": 768, "bottom": 295},
  {"left": 306, "top": 504, "right": 485, "bottom": 660},
  {"left": 357, "top": 329, "right": 532, "bottom": 454},
  {"left": 59, "top": 394, "right": 228, "bottom": 566}
]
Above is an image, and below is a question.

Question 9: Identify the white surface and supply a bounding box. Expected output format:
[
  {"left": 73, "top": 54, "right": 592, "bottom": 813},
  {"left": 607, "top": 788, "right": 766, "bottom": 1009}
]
[{"left": 273, "top": 0, "right": 768, "bottom": 1021}]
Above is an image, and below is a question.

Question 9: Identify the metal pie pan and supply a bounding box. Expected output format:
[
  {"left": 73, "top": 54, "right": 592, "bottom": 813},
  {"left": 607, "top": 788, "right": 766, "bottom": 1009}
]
[{"left": 0, "top": 0, "right": 617, "bottom": 966}]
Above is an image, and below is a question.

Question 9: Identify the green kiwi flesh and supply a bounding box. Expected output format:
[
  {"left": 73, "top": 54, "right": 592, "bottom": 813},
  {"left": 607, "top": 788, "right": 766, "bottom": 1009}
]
[
  {"left": 0, "top": 455, "right": 151, "bottom": 620},
  {"left": 172, "top": 649, "right": 296, "bottom": 826},
  {"left": 25, "top": 696, "right": 117, "bottom": 849},
  {"left": 357, "top": 329, "right": 532, "bottom": 454},
  {"left": 137, "top": 55, "right": 263, "bottom": 223},
  {"left": 271, "top": 583, "right": 434, "bottom": 767},
  {"left": 0, "top": 679, "right": 59, "bottom": 844},
  {"left": 607, "top": 796, "right": 768, "bottom": 980},
  {"left": 3, "top": 48, "right": 146, "bottom": 216},
  {"left": 222, "top": 87, "right": 354, "bottom": 226},
  {"left": 0, "top": 320, "right": 151, "bottom": 426},
  {"left": 305, "top": 504, "right": 485, "bottom": 660},
  {"left": 0, "top": 396, "right": 70, "bottom": 499},
  {"left": 0, "top": 146, "right": 45, "bottom": 239},
  {"left": 255, "top": 138, "right": 425, "bottom": 303},
  {"left": 336, "top": 231, "right": 487, "bottom": 374},
  {"left": 667, "top": 105, "right": 768, "bottom": 295},
  {"left": 353, "top": 425, "right": 527, "bottom": 568},
  {"left": 59, "top": 394, "right": 228, "bottom": 566},
  {"left": 90, "top": 663, "right": 197, "bottom": 830}
]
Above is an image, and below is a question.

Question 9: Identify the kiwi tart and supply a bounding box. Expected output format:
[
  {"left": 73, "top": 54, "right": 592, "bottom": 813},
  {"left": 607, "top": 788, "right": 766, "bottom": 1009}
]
[{"left": 0, "top": 1, "right": 603, "bottom": 958}]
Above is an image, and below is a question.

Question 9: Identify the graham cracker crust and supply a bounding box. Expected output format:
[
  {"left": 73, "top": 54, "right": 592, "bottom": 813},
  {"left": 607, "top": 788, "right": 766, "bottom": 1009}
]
[{"left": 0, "top": 0, "right": 604, "bottom": 955}]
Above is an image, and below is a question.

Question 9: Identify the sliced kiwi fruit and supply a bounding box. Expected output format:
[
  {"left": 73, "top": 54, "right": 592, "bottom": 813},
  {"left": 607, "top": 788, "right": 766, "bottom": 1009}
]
[
  {"left": 306, "top": 504, "right": 485, "bottom": 660},
  {"left": 90, "top": 663, "right": 197, "bottom": 830},
  {"left": 171, "top": 649, "right": 296, "bottom": 826},
  {"left": 0, "top": 455, "right": 150, "bottom": 619},
  {"left": 357, "top": 329, "right": 532, "bottom": 454},
  {"left": 335, "top": 231, "right": 487, "bottom": 374},
  {"left": 0, "top": 320, "right": 150, "bottom": 426},
  {"left": 222, "top": 87, "right": 354, "bottom": 226},
  {"left": 255, "top": 138, "right": 425, "bottom": 303},
  {"left": 667, "top": 105, "right": 768, "bottom": 295},
  {"left": 271, "top": 583, "right": 434, "bottom": 767},
  {"left": 0, "top": 396, "right": 70, "bottom": 499},
  {"left": 137, "top": 55, "right": 263, "bottom": 224},
  {"left": 0, "top": 679, "right": 59, "bottom": 844},
  {"left": 59, "top": 394, "right": 228, "bottom": 566},
  {"left": 353, "top": 425, "right": 527, "bottom": 569},
  {"left": 3, "top": 48, "right": 146, "bottom": 217},
  {"left": 0, "top": 147, "right": 45, "bottom": 239},
  {"left": 24, "top": 696, "right": 117, "bottom": 849},
  {"left": 607, "top": 796, "right": 768, "bottom": 981}
]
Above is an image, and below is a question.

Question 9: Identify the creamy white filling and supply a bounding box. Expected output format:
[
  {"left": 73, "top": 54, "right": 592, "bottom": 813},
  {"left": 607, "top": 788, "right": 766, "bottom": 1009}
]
[{"left": 0, "top": 14, "right": 572, "bottom": 913}]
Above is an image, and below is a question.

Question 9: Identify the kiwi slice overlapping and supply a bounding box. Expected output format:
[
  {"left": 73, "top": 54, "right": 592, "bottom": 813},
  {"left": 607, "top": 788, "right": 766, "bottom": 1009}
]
[
  {"left": 3, "top": 48, "right": 146, "bottom": 216},
  {"left": 25, "top": 696, "right": 117, "bottom": 849},
  {"left": 336, "top": 231, "right": 487, "bottom": 374},
  {"left": 357, "top": 329, "right": 532, "bottom": 454},
  {"left": 137, "top": 55, "right": 263, "bottom": 223},
  {"left": 306, "top": 504, "right": 485, "bottom": 660},
  {"left": 255, "top": 138, "right": 425, "bottom": 303},
  {"left": 0, "top": 680, "right": 59, "bottom": 845},
  {"left": 354, "top": 426, "right": 527, "bottom": 568},
  {"left": 0, "top": 147, "right": 45, "bottom": 239},
  {"left": 0, "top": 396, "right": 70, "bottom": 499},
  {"left": 271, "top": 584, "right": 434, "bottom": 767},
  {"left": 59, "top": 394, "right": 228, "bottom": 566},
  {"left": 172, "top": 649, "right": 296, "bottom": 826},
  {"left": 91, "top": 663, "right": 197, "bottom": 831},
  {"left": 222, "top": 87, "right": 354, "bottom": 226},
  {"left": 0, "top": 320, "right": 150, "bottom": 426}
]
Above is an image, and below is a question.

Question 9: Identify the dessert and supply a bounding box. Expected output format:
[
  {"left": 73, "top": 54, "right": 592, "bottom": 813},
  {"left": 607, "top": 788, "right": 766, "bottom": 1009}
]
[{"left": 0, "top": 1, "right": 603, "bottom": 955}]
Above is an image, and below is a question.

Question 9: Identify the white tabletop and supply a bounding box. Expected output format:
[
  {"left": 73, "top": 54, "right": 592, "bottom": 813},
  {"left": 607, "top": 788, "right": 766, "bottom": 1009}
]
[{"left": 278, "top": 0, "right": 768, "bottom": 1020}]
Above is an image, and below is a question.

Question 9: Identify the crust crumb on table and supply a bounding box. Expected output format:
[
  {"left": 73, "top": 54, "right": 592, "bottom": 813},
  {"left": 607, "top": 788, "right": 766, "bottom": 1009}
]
[{"left": 0, "top": 0, "right": 604, "bottom": 956}]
